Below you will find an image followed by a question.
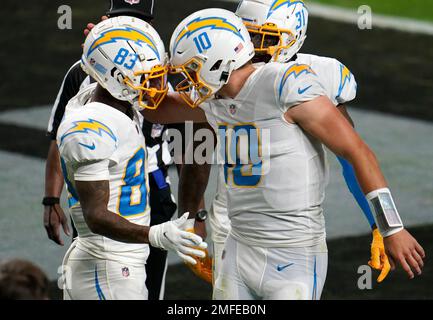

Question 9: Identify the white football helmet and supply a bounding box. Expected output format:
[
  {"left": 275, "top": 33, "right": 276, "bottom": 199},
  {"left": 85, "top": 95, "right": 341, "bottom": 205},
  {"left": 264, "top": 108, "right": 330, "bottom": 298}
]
[
  {"left": 81, "top": 16, "right": 168, "bottom": 110},
  {"left": 236, "top": 0, "right": 308, "bottom": 63},
  {"left": 169, "top": 8, "right": 255, "bottom": 108}
]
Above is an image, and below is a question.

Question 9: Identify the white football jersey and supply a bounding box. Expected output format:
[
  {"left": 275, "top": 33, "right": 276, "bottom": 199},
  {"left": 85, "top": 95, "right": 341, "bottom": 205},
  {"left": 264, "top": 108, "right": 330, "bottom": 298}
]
[
  {"left": 201, "top": 61, "right": 328, "bottom": 248},
  {"left": 57, "top": 99, "right": 150, "bottom": 266},
  {"left": 209, "top": 55, "right": 358, "bottom": 245},
  {"left": 296, "top": 53, "right": 357, "bottom": 106}
]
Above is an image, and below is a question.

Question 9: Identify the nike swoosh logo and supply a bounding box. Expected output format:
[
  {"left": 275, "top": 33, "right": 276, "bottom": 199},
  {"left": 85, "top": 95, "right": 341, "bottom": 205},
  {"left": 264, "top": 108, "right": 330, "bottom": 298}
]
[
  {"left": 78, "top": 142, "right": 96, "bottom": 150},
  {"left": 277, "top": 263, "right": 294, "bottom": 272},
  {"left": 163, "top": 232, "right": 174, "bottom": 245},
  {"left": 298, "top": 85, "right": 313, "bottom": 94}
]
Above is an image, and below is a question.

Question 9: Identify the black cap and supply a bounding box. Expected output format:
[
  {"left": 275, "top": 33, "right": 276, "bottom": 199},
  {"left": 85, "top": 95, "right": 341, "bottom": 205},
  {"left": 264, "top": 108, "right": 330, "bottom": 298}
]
[{"left": 107, "top": 0, "right": 154, "bottom": 21}]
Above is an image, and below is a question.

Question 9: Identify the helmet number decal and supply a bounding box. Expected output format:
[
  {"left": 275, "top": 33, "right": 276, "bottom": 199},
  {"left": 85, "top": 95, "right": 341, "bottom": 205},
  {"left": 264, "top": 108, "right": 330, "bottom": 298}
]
[
  {"left": 295, "top": 10, "right": 306, "bottom": 30},
  {"left": 114, "top": 48, "right": 139, "bottom": 70},
  {"left": 193, "top": 32, "right": 212, "bottom": 54}
]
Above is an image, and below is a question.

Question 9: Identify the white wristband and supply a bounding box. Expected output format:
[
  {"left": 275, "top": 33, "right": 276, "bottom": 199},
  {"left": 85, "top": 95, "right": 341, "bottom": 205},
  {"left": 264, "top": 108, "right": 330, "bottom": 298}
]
[
  {"left": 366, "top": 188, "right": 404, "bottom": 237},
  {"left": 148, "top": 225, "right": 162, "bottom": 249}
]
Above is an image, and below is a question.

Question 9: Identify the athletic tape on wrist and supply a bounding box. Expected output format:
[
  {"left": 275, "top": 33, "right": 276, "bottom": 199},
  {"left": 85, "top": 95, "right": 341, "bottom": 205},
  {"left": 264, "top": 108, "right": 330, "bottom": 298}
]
[{"left": 366, "top": 188, "right": 404, "bottom": 237}]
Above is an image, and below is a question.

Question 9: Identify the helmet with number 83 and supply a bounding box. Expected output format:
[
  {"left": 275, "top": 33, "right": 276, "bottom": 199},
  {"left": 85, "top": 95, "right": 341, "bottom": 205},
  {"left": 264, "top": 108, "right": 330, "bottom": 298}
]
[
  {"left": 169, "top": 8, "right": 255, "bottom": 108},
  {"left": 236, "top": 0, "right": 308, "bottom": 63},
  {"left": 81, "top": 16, "right": 168, "bottom": 110}
]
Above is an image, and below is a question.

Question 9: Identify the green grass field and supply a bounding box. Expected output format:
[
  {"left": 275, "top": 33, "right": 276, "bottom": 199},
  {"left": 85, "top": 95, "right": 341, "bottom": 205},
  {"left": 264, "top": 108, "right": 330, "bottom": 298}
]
[{"left": 306, "top": 0, "right": 433, "bottom": 22}]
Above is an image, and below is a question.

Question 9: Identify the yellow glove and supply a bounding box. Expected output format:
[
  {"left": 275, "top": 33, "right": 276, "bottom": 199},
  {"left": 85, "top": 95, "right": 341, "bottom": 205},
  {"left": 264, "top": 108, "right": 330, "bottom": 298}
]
[
  {"left": 368, "top": 228, "right": 391, "bottom": 283},
  {"left": 184, "top": 228, "right": 213, "bottom": 284}
]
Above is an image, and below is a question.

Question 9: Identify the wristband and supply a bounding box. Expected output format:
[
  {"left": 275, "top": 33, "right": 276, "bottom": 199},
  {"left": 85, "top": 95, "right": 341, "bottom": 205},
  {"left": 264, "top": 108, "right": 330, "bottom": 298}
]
[
  {"left": 366, "top": 188, "right": 403, "bottom": 237},
  {"left": 42, "top": 197, "right": 60, "bottom": 206},
  {"left": 195, "top": 209, "right": 208, "bottom": 222}
]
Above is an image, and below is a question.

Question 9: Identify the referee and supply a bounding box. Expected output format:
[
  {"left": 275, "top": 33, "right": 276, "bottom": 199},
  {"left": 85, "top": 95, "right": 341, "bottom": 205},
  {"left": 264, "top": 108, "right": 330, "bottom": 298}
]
[{"left": 43, "top": 0, "right": 177, "bottom": 300}]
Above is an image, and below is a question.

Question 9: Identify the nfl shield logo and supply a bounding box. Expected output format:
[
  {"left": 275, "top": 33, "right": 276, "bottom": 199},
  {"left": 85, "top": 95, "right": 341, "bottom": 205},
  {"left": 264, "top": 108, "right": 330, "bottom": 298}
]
[
  {"left": 229, "top": 104, "right": 237, "bottom": 115},
  {"left": 122, "top": 267, "right": 130, "bottom": 277},
  {"left": 124, "top": 0, "right": 140, "bottom": 4}
]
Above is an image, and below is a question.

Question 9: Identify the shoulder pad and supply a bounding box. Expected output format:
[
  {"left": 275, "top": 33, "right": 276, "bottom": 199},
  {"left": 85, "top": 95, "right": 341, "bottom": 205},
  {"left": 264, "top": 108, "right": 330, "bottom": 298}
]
[{"left": 57, "top": 118, "right": 118, "bottom": 164}]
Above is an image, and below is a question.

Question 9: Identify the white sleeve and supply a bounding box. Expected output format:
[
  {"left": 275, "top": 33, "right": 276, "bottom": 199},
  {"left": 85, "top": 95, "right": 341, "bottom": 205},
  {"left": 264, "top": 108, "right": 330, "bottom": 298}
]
[
  {"left": 74, "top": 159, "right": 110, "bottom": 181},
  {"left": 59, "top": 132, "right": 117, "bottom": 163},
  {"left": 58, "top": 120, "right": 118, "bottom": 181},
  {"left": 277, "top": 64, "right": 327, "bottom": 113},
  {"left": 334, "top": 60, "right": 357, "bottom": 105}
]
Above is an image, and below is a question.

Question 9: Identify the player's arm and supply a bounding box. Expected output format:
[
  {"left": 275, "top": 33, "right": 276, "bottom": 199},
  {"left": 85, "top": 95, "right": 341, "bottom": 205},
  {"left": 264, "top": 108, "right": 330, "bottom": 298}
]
[
  {"left": 336, "top": 105, "right": 376, "bottom": 228},
  {"left": 75, "top": 178, "right": 206, "bottom": 265},
  {"left": 337, "top": 105, "right": 389, "bottom": 281},
  {"left": 285, "top": 96, "right": 425, "bottom": 279},
  {"left": 178, "top": 122, "right": 214, "bottom": 239},
  {"left": 176, "top": 123, "right": 213, "bottom": 282},
  {"left": 43, "top": 141, "right": 70, "bottom": 245},
  {"left": 331, "top": 62, "right": 376, "bottom": 228},
  {"left": 44, "top": 62, "right": 85, "bottom": 245},
  {"left": 141, "top": 92, "right": 207, "bottom": 124},
  {"left": 331, "top": 59, "right": 389, "bottom": 280},
  {"left": 75, "top": 179, "right": 148, "bottom": 243}
]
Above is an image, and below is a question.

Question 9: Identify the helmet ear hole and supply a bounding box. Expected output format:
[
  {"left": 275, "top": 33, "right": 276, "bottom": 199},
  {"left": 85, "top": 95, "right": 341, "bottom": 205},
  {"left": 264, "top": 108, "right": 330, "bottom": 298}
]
[
  {"left": 210, "top": 60, "right": 223, "bottom": 71},
  {"left": 220, "top": 71, "right": 230, "bottom": 82}
]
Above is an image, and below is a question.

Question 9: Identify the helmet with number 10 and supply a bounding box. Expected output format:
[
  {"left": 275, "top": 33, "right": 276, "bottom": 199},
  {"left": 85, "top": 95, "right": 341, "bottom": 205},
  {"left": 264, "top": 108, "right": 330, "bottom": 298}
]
[
  {"left": 81, "top": 16, "right": 168, "bottom": 110},
  {"left": 236, "top": 0, "right": 308, "bottom": 63},
  {"left": 169, "top": 8, "right": 255, "bottom": 108}
]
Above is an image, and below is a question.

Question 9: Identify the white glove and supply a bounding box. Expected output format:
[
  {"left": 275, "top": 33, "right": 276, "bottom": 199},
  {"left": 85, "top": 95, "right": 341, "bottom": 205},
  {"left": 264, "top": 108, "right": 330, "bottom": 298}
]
[{"left": 149, "top": 212, "right": 207, "bottom": 265}]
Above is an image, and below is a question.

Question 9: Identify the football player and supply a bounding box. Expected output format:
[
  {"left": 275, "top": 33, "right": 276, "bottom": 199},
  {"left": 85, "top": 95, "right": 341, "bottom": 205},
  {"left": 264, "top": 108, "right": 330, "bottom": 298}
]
[
  {"left": 45, "top": 0, "right": 182, "bottom": 300},
  {"left": 202, "top": 0, "right": 390, "bottom": 285},
  {"left": 141, "top": 8, "right": 424, "bottom": 300},
  {"left": 58, "top": 16, "right": 206, "bottom": 300}
]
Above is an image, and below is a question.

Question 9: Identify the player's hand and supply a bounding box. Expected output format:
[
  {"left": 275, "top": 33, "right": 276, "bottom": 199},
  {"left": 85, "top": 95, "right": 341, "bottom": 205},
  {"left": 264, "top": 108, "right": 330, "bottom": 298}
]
[
  {"left": 184, "top": 225, "right": 212, "bottom": 284},
  {"left": 84, "top": 16, "right": 108, "bottom": 37},
  {"left": 383, "top": 229, "right": 425, "bottom": 279},
  {"left": 82, "top": 16, "right": 108, "bottom": 48},
  {"left": 185, "top": 248, "right": 213, "bottom": 284},
  {"left": 368, "top": 228, "right": 390, "bottom": 282},
  {"left": 149, "top": 212, "right": 207, "bottom": 265},
  {"left": 43, "top": 204, "right": 71, "bottom": 246}
]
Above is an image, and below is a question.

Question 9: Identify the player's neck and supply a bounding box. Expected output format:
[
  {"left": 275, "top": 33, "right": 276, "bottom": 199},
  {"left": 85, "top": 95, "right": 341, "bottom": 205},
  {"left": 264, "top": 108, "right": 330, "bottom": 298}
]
[
  {"left": 91, "top": 84, "right": 133, "bottom": 118},
  {"left": 218, "top": 63, "right": 256, "bottom": 99}
]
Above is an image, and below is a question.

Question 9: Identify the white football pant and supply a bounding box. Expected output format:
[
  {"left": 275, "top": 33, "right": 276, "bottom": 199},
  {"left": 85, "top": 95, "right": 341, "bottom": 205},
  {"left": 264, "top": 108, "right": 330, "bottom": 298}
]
[
  {"left": 213, "top": 234, "right": 328, "bottom": 300},
  {"left": 212, "top": 240, "right": 226, "bottom": 291},
  {"left": 62, "top": 242, "right": 147, "bottom": 300}
]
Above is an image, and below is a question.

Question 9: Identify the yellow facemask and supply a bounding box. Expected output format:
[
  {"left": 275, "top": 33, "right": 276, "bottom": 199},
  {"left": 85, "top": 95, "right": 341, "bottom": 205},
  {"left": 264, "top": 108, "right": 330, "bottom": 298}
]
[
  {"left": 169, "top": 58, "right": 213, "bottom": 109},
  {"left": 123, "top": 64, "right": 169, "bottom": 110},
  {"left": 244, "top": 22, "right": 296, "bottom": 61}
]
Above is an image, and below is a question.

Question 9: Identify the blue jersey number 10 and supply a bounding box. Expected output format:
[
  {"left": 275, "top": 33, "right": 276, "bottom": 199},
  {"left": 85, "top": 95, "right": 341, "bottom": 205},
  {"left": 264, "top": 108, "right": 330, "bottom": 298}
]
[{"left": 218, "top": 124, "right": 263, "bottom": 188}]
